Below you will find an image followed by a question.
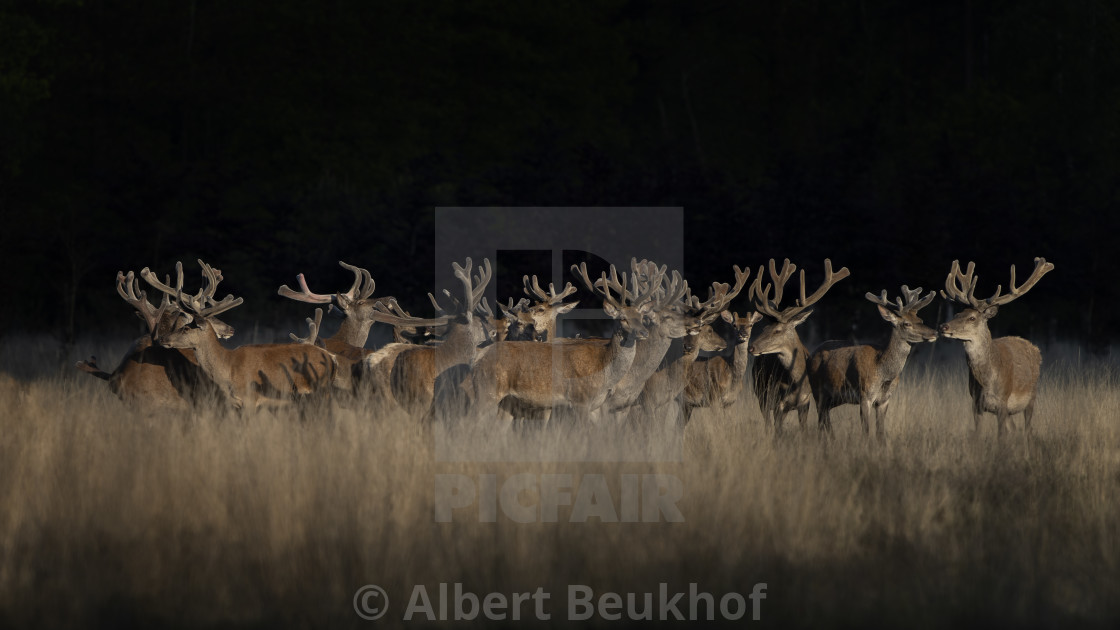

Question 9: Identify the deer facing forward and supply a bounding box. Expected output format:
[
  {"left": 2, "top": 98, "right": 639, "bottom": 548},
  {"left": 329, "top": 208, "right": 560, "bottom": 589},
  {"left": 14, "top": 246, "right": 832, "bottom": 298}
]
[{"left": 938, "top": 258, "right": 1054, "bottom": 436}]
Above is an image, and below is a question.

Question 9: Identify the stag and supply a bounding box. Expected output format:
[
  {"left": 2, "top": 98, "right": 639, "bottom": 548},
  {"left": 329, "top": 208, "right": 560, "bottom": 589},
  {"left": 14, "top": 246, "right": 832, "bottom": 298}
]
[
  {"left": 628, "top": 266, "right": 756, "bottom": 427},
  {"left": 809, "top": 285, "right": 937, "bottom": 437},
  {"left": 458, "top": 260, "right": 658, "bottom": 425},
  {"left": 76, "top": 263, "right": 233, "bottom": 411},
  {"left": 938, "top": 258, "right": 1054, "bottom": 435},
  {"left": 375, "top": 258, "right": 492, "bottom": 416},
  {"left": 517, "top": 275, "right": 579, "bottom": 341},
  {"left": 278, "top": 261, "right": 432, "bottom": 361},
  {"left": 150, "top": 260, "right": 341, "bottom": 412},
  {"left": 748, "top": 259, "right": 850, "bottom": 432}
]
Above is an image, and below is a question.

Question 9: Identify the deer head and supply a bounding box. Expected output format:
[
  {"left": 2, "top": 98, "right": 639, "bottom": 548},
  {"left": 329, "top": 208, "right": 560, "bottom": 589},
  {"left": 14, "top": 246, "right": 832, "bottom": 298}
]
[{"left": 939, "top": 258, "right": 1054, "bottom": 343}]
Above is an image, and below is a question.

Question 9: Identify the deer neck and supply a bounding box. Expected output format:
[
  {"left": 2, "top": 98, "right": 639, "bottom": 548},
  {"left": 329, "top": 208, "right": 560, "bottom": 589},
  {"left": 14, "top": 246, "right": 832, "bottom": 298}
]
[
  {"left": 435, "top": 320, "right": 479, "bottom": 372},
  {"left": 960, "top": 326, "right": 997, "bottom": 388},
  {"left": 612, "top": 324, "right": 673, "bottom": 400},
  {"left": 185, "top": 324, "right": 234, "bottom": 388},
  {"left": 779, "top": 336, "right": 810, "bottom": 382},
  {"left": 879, "top": 329, "right": 914, "bottom": 382},
  {"left": 731, "top": 337, "right": 752, "bottom": 381},
  {"left": 603, "top": 325, "right": 640, "bottom": 386},
  {"left": 332, "top": 317, "right": 373, "bottom": 348}
]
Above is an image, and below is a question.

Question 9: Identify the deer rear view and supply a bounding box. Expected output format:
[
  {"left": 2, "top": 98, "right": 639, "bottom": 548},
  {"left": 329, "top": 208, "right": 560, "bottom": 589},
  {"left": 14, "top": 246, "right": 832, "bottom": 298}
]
[
  {"left": 938, "top": 258, "right": 1054, "bottom": 436},
  {"left": 809, "top": 285, "right": 937, "bottom": 437}
]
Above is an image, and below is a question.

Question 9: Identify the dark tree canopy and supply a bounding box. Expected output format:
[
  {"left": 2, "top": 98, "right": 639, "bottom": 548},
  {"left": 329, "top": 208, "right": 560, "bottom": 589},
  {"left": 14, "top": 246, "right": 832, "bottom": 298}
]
[{"left": 1, "top": 0, "right": 1115, "bottom": 348}]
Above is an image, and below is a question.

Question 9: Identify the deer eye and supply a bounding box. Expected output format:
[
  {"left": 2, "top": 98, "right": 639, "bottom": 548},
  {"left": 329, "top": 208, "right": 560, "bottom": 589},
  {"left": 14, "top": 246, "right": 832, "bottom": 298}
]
[
  {"left": 903, "top": 322, "right": 912, "bottom": 328},
  {"left": 968, "top": 316, "right": 976, "bottom": 321}
]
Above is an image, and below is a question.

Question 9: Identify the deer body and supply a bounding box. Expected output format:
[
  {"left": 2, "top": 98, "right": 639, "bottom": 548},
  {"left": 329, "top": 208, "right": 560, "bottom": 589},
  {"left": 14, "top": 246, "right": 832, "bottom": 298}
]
[
  {"left": 938, "top": 258, "right": 1053, "bottom": 436},
  {"left": 78, "top": 338, "right": 213, "bottom": 412},
  {"left": 750, "top": 337, "right": 813, "bottom": 430},
  {"left": 77, "top": 265, "right": 233, "bottom": 411},
  {"left": 809, "top": 288, "right": 938, "bottom": 437},
  {"left": 747, "top": 259, "right": 849, "bottom": 433},
  {"left": 161, "top": 319, "right": 338, "bottom": 411},
  {"left": 466, "top": 325, "right": 640, "bottom": 418},
  {"left": 683, "top": 311, "right": 762, "bottom": 424}
]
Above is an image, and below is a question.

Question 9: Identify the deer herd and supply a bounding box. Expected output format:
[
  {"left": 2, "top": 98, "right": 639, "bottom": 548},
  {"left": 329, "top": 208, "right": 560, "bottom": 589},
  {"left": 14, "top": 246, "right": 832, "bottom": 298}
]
[{"left": 77, "top": 255, "right": 1055, "bottom": 439}]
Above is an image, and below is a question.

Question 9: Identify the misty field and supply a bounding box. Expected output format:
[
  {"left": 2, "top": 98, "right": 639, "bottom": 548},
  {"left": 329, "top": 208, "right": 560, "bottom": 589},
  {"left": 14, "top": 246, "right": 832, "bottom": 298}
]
[{"left": 1, "top": 335, "right": 1118, "bottom": 628}]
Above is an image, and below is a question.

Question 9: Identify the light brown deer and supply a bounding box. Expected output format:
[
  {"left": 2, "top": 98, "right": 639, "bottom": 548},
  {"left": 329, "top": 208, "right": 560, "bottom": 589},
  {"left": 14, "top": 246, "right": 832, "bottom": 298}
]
[
  {"left": 150, "top": 260, "right": 341, "bottom": 412},
  {"left": 459, "top": 260, "right": 658, "bottom": 424},
  {"left": 938, "top": 258, "right": 1054, "bottom": 436},
  {"left": 631, "top": 267, "right": 755, "bottom": 427},
  {"left": 278, "top": 261, "right": 430, "bottom": 362},
  {"left": 683, "top": 309, "right": 765, "bottom": 425},
  {"left": 517, "top": 275, "right": 579, "bottom": 341},
  {"left": 809, "top": 286, "right": 938, "bottom": 437},
  {"left": 601, "top": 260, "right": 701, "bottom": 418},
  {"left": 379, "top": 258, "right": 492, "bottom": 416},
  {"left": 76, "top": 264, "right": 233, "bottom": 411},
  {"left": 748, "top": 259, "right": 850, "bottom": 432}
]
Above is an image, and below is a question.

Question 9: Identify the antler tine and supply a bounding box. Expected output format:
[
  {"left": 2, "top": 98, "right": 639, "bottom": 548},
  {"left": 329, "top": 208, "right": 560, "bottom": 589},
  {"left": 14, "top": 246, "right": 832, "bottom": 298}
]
[
  {"left": 570, "top": 262, "right": 597, "bottom": 293},
  {"left": 116, "top": 270, "right": 166, "bottom": 332},
  {"left": 198, "top": 294, "right": 243, "bottom": 319},
  {"left": 450, "top": 257, "right": 475, "bottom": 311},
  {"left": 337, "top": 261, "right": 374, "bottom": 301},
  {"left": 786, "top": 259, "right": 849, "bottom": 320},
  {"left": 987, "top": 257, "right": 1055, "bottom": 307},
  {"left": 727, "top": 264, "right": 751, "bottom": 304},
  {"left": 749, "top": 261, "right": 789, "bottom": 320},
  {"left": 195, "top": 259, "right": 225, "bottom": 306},
  {"left": 549, "top": 281, "right": 578, "bottom": 304},
  {"left": 289, "top": 307, "right": 323, "bottom": 345},
  {"left": 476, "top": 297, "right": 495, "bottom": 318},
  {"left": 626, "top": 259, "right": 663, "bottom": 306},
  {"left": 139, "top": 261, "right": 185, "bottom": 302},
  {"left": 940, "top": 260, "right": 985, "bottom": 309},
  {"left": 524, "top": 275, "right": 549, "bottom": 301},
  {"left": 277, "top": 272, "right": 333, "bottom": 305},
  {"left": 900, "top": 285, "right": 936, "bottom": 313},
  {"left": 652, "top": 269, "right": 687, "bottom": 309},
  {"left": 865, "top": 289, "right": 893, "bottom": 308},
  {"left": 594, "top": 270, "right": 626, "bottom": 310},
  {"left": 768, "top": 258, "right": 796, "bottom": 309},
  {"left": 471, "top": 258, "right": 492, "bottom": 307}
]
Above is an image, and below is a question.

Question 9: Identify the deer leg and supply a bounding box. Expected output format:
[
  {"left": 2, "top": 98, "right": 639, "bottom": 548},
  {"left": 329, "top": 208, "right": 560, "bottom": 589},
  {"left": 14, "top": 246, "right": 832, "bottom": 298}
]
[
  {"left": 996, "top": 410, "right": 1008, "bottom": 438},
  {"left": 1023, "top": 398, "right": 1036, "bottom": 433},
  {"left": 816, "top": 398, "right": 833, "bottom": 433},
  {"left": 876, "top": 401, "right": 889, "bottom": 441},
  {"left": 859, "top": 399, "right": 873, "bottom": 435}
]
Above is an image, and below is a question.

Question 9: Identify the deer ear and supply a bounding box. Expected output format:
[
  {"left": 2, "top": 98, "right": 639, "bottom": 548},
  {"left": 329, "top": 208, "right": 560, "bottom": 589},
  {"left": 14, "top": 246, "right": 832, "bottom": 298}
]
[
  {"left": 981, "top": 305, "right": 999, "bottom": 319},
  {"left": 335, "top": 294, "right": 353, "bottom": 311},
  {"left": 555, "top": 301, "right": 578, "bottom": 315},
  {"left": 721, "top": 310, "right": 734, "bottom": 324},
  {"left": 789, "top": 309, "right": 813, "bottom": 327},
  {"left": 602, "top": 302, "right": 620, "bottom": 318},
  {"left": 876, "top": 304, "right": 901, "bottom": 324}
]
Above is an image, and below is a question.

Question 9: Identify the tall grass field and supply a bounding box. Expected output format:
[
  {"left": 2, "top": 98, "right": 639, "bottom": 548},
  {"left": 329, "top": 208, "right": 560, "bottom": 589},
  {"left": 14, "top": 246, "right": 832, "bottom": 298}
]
[{"left": 1, "top": 334, "right": 1118, "bottom": 628}]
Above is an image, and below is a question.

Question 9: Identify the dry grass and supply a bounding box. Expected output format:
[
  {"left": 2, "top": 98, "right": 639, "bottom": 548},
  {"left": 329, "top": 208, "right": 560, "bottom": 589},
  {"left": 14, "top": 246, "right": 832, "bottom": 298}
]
[{"left": 1, "top": 334, "right": 1119, "bottom": 628}]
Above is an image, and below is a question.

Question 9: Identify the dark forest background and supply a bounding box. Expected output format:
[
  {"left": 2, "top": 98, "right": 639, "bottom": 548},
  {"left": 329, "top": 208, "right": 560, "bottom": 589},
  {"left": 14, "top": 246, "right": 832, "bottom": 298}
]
[{"left": 1, "top": 0, "right": 1116, "bottom": 352}]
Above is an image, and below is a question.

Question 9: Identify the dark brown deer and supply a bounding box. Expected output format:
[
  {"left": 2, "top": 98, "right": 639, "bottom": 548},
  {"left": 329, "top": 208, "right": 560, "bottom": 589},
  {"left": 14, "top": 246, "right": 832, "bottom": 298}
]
[
  {"left": 938, "top": 258, "right": 1054, "bottom": 436},
  {"left": 748, "top": 259, "right": 850, "bottom": 433},
  {"left": 809, "top": 286, "right": 937, "bottom": 437}
]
